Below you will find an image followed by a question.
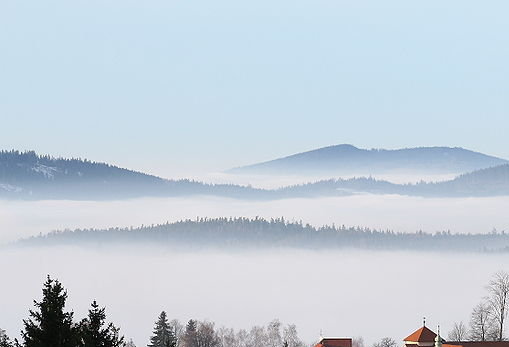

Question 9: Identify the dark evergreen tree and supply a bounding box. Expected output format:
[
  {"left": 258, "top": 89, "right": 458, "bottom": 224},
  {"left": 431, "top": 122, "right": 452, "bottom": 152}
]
[
  {"left": 0, "top": 329, "right": 13, "bottom": 347},
  {"left": 19, "top": 276, "right": 79, "bottom": 347},
  {"left": 182, "top": 320, "right": 197, "bottom": 347},
  {"left": 148, "top": 312, "right": 175, "bottom": 347},
  {"left": 79, "top": 300, "right": 125, "bottom": 347}
]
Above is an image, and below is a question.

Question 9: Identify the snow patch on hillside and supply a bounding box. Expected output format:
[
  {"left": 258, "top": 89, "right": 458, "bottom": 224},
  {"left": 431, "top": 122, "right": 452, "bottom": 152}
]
[
  {"left": 31, "top": 164, "right": 59, "bottom": 179},
  {"left": 0, "top": 183, "right": 22, "bottom": 193}
]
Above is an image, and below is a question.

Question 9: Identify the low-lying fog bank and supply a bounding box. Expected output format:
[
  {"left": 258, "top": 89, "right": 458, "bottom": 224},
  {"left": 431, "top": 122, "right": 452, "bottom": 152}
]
[
  {"left": 0, "top": 248, "right": 504, "bottom": 346},
  {"left": 1, "top": 195, "right": 508, "bottom": 243}
]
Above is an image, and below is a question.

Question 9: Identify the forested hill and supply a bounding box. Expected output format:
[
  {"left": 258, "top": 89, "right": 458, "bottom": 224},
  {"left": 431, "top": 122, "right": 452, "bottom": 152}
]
[
  {"left": 438, "top": 164, "right": 509, "bottom": 195},
  {"left": 17, "top": 217, "right": 509, "bottom": 253},
  {"left": 1, "top": 150, "right": 509, "bottom": 200},
  {"left": 276, "top": 164, "right": 509, "bottom": 197},
  {"left": 0, "top": 150, "right": 260, "bottom": 199},
  {"left": 229, "top": 144, "right": 508, "bottom": 175}
]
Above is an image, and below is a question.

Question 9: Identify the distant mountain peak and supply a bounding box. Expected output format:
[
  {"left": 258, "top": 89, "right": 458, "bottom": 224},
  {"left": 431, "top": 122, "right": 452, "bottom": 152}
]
[
  {"left": 321, "top": 144, "right": 359, "bottom": 151},
  {"left": 229, "top": 145, "right": 508, "bottom": 175}
]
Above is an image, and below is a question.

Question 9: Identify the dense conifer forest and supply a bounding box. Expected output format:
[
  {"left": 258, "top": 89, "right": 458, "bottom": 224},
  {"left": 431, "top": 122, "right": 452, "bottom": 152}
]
[
  {"left": 0, "top": 150, "right": 260, "bottom": 200},
  {"left": 277, "top": 164, "right": 509, "bottom": 197},
  {"left": 17, "top": 217, "right": 509, "bottom": 252}
]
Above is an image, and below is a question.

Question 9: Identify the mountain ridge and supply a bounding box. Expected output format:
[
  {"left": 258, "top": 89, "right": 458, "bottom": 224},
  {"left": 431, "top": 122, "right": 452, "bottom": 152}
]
[
  {"left": 2, "top": 149, "right": 509, "bottom": 200},
  {"left": 0, "top": 150, "right": 260, "bottom": 200},
  {"left": 229, "top": 144, "right": 508, "bottom": 175}
]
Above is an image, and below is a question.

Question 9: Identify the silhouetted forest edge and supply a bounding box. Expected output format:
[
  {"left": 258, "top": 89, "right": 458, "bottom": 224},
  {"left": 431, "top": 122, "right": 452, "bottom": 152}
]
[{"left": 15, "top": 217, "right": 509, "bottom": 253}]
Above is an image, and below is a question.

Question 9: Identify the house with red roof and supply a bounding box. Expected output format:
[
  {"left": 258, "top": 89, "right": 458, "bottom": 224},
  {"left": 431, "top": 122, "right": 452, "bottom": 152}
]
[
  {"left": 314, "top": 337, "right": 353, "bottom": 347},
  {"left": 404, "top": 324, "right": 509, "bottom": 347},
  {"left": 314, "top": 322, "right": 509, "bottom": 347}
]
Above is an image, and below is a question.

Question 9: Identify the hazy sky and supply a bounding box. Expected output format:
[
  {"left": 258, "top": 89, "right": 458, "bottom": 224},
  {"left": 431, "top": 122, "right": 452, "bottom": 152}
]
[{"left": 1, "top": 0, "right": 508, "bottom": 177}]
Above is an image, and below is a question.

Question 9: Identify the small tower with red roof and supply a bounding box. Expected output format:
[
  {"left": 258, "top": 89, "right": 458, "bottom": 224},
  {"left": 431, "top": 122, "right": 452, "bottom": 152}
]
[{"left": 404, "top": 321, "right": 438, "bottom": 347}]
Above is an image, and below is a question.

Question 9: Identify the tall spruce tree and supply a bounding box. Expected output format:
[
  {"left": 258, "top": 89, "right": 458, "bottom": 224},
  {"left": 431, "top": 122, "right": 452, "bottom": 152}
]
[
  {"left": 182, "top": 320, "right": 197, "bottom": 347},
  {"left": 19, "top": 276, "right": 79, "bottom": 347},
  {"left": 148, "top": 312, "right": 175, "bottom": 347},
  {"left": 80, "top": 300, "right": 125, "bottom": 347}
]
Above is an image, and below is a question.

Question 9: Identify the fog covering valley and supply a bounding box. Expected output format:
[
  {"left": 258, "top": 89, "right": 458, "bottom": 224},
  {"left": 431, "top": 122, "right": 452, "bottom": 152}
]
[
  {"left": 1, "top": 148, "right": 509, "bottom": 347},
  {"left": 3, "top": 1, "right": 509, "bottom": 346},
  {"left": 1, "top": 247, "right": 506, "bottom": 346},
  {"left": 2, "top": 194, "right": 509, "bottom": 244},
  {"left": 2, "top": 190, "right": 509, "bottom": 344}
]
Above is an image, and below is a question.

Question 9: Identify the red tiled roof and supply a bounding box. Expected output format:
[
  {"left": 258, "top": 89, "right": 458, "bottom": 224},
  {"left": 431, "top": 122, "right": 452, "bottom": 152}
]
[
  {"left": 404, "top": 327, "right": 437, "bottom": 343},
  {"left": 314, "top": 338, "right": 353, "bottom": 347}
]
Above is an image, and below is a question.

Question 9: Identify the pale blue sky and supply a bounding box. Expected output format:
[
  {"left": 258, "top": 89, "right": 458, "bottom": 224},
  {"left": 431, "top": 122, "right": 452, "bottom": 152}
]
[{"left": 1, "top": 0, "right": 508, "bottom": 176}]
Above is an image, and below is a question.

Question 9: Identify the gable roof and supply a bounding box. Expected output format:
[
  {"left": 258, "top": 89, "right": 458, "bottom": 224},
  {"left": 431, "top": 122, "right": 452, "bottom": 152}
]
[
  {"left": 404, "top": 326, "right": 437, "bottom": 343},
  {"left": 314, "top": 338, "right": 353, "bottom": 347}
]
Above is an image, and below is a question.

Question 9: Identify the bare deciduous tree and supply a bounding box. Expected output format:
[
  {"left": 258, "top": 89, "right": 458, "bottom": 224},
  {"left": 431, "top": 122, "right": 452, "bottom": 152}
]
[
  {"left": 448, "top": 322, "right": 467, "bottom": 341},
  {"left": 165, "top": 318, "right": 304, "bottom": 347},
  {"left": 196, "top": 321, "right": 220, "bottom": 347},
  {"left": 283, "top": 324, "right": 304, "bottom": 347},
  {"left": 487, "top": 271, "right": 509, "bottom": 341},
  {"left": 372, "top": 337, "right": 397, "bottom": 347},
  {"left": 246, "top": 326, "right": 268, "bottom": 347},
  {"left": 267, "top": 319, "right": 283, "bottom": 347},
  {"left": 235, "top": 329, "right": 248, "bottom": 347},
  {"left": 170, "top": 319, "right": 185, "bottom": 347},
  {"left": 470, "top": 301, "right": 494, "bottom": 341},
  {"left": 217, "top": 327, "right": 237, "bottom": 347}
]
